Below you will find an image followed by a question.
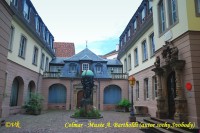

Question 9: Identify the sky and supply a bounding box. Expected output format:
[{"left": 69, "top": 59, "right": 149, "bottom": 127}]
[{"left": 31, "top": 0, "right": 142, "bottom": 55}]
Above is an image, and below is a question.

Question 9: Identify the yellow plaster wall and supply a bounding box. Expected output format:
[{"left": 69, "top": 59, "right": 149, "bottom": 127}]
[
  {"left": 7, "top": 20, "right": 52, "bottom": 74},
  {"left": 186, "top": 0, "right": 200, "bottom": 31}
]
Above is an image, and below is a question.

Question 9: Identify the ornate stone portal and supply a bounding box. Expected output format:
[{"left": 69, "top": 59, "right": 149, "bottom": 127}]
[{"left": 152, "top": 43, "right": 188, "bottom": 123}]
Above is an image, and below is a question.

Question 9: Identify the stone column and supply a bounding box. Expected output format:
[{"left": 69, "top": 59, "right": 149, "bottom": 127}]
[
  {"left": 152, "top": 67, "right": 167, "bottom": 119},
  {"left": 171, "top": 60, "right": 188, "bottom": 123}
]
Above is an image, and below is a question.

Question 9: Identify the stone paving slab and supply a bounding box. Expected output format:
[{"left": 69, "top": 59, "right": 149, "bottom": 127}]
[{"left": 0, "top": 110, "right": 145, "bottom": 133}]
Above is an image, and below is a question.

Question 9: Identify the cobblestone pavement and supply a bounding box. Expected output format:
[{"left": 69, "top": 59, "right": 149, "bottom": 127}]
[{"left": 0, "top": 110, "right": 146, "bottom": 133}]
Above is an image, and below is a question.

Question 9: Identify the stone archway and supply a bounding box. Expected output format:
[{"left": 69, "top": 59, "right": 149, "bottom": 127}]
[{"left": 27, "top": 81, "right": 36, "bottom": 102}]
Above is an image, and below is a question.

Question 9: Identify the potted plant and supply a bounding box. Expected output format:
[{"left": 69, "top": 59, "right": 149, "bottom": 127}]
[
  {"left": 116, "top": 98, "right": 131, "bottom": 112},
  {"left": 23, "top": 93, "right": 44, "bottom": 115}
]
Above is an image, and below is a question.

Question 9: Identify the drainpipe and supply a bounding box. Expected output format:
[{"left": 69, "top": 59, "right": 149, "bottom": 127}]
[
  {"left": 70, "top": 79, "right": 73, "bottom": 110},
  {"left": 98, "top": 79, "right": 100, "bottom": 110},
  {"left": 37, "top": 48, "right": 43, "bottom": 92}
]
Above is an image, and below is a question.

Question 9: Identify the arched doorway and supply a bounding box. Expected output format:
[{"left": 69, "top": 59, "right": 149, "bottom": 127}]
[
  {"left": 27, "top": 81, "right": 36, "bottom": 102},
  {"left": 48, "top": 84, "right": 66, "bottom": 105},
  {"left": 77, "top": 90, "right": 84, "bottom": 108},
  {"left": 104, "top": 85, "right": 121, "bottom": 104},
  {"left": 10, "top": 77, "right": 24, "bottom": 106},
  {"left": 167, "top": 71, "right": 176, "bottom": 119}
]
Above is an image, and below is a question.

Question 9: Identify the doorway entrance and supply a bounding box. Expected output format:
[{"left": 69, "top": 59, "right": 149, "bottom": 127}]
[
  {"left": 167, "top": 71, "right": 176, "bottom": 119},
  {"left": 77, "top": 90, "right": 84, "bottom": 108}
]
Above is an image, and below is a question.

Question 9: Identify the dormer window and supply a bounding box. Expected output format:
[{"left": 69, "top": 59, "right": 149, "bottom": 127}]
[
  {"left": 69, "top": 63, "right": 76, "bottom": 73},
  {"left": 96, "top": 64, "right": 102, "bottom": 74},
  {"left": 128, "top": 29, "right": 131, "bottom": 37},
  {"left": 35, "top": 16, "right": 40, "bottom": 34},
  {"left": 23, "top": 0, "right": 30, "bottom": 21},
  {"left": 11, "top": 0, "right": 18, "bottom": 7},
  {"left": 149, "top": 1, "right": 153, "bottom": 13},
  {"left": 82, "top": 63, "right": 89, "bottom": 71},
  {"left": 141, "top": 7, "right": 146, "bottom": 23},
  {"left": 133, "top": 20, "right": 137, "bottom": 31},
  {"left": 46, "top": 32, "right": 49, "bottom": 44},
  {"left": 42, "top": 25, "right": 46, "bottom": 41}
]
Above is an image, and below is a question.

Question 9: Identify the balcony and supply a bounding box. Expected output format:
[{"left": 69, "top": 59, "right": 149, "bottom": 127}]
[
  {"left": 43, "top": 72, "right": 60, "bottom": 78},
  {"left": 111, "top": 73, "right": 128, "bottom": 80}
]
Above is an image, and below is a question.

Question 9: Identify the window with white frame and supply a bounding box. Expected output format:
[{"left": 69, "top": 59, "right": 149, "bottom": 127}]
[
  {"left": 168, "top": 0, "right": 178, "bottom": 25},
  {"left": 142, "top": 7, "right": 146, "bottom": 22},
  {"left": 40, "top": 53, "right": 45, "bottom": 70},
  {"left": 128, "top": 54, "right": 131, "bottom": 70},
  {"left": 134, "top": 48, "right": 138, "bottom": 66},
  {"left": 23, "top": 0, "right": 30, "bottom": 20},
  {"left": 82, "top": 63, "right": 89, "bottom": 71},
  {"left": 144, "top": 78, "right": 149, "bottom": 100},
  {"left": 42, "top": 25, "right": 46, "bottom": 41},
  {"left": 124, "top": 59, "right": 127, "bottom": 73},
  {"left": 50, "top": 36, "right": 53, "bottom": 49},
  {"left": 124, "top": 34, "right": 126, "bottom": 43},
  {"left": 45, "top": 57, "right": 49, "bottom": 72},
  {"left": 32, "top": 46, "right": 38, "bottom": 65},
  {"left": 149, "top": 33, "right": 155, "bottom": 56},
  {"left": 8, "top": 26, "right": 14, "bottom": 51},
  {"left": 136, "top": 81, "right": 139, "bottom": 100},
  {"left": 18, "top": 35, "right": 27, "bottom": 58},
  {"left": 158, "top": 0, "right": 165, "bottom": 33},
  {"left": 46, "top": 32, "right": 49, "bottom": 44},
  {"left": 142, "top": 40, "right": 148, "bottom": 61},
  {"left": 35, "top": 16, "right": 40, "bottom": 33},
  {"left": 153, "top": 76, "right": 158, "bottom": 99}
]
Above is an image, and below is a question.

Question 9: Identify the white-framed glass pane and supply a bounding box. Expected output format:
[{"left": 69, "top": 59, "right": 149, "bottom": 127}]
[{"left": 82, "top": 63, "right": 89, "bottom": 71}]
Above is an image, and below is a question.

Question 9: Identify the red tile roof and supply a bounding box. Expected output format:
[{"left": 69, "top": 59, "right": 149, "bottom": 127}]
[{"left": 54, "top": 42, "right": 75, "bottom": 57}]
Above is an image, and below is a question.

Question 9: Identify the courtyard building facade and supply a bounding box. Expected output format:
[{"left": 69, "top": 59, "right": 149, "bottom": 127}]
[{"left": 118, "top": 0, "right": 200, "bottom": 128}]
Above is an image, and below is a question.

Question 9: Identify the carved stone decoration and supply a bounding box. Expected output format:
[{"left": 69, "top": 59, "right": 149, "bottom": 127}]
[
  {"left": 161, "top": 43, "right": 179, "bottom": 65},
  {"left": 154, "top": 56, "right": 160, "bottom": 68}
]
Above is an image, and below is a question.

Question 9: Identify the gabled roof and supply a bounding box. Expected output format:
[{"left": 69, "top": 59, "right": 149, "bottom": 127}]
[
  {"left": 64, "top": 48, "right": 106, "bottom": 62},
  {"left": 50, "top": 57, "right": 66, "bottom": 64},
  {"left": 106, "top": 59, "right": 122, "bottom": 66}
]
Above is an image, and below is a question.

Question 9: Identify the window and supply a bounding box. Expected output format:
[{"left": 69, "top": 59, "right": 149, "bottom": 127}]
[
  {"left": 149, "top": 33, "right": 155, "bottom": 56},
  {"left": 18, "top": 36, "right": 27, "bottom": 58},
  {"left": 32, "top": 47, "right": 38, "bottom": 65},
  {"left": 153, "top": 76, "right": 158, "bottom": 99},
  {"left": 45, "top": 57, "right": 49, "bottom": 72},
  {"left": 134, "top": 48, "right": 139, "bottom": 66},
  {"left": 8, "top": 26, "right": 14, "bottom": 51},
  {"left": 158, "top": 0, "right": 166, "bottom": 33},
  {"left": 142, "top": 7, "right": 146, "bottom": 22},
  {"left": 168, "top": 0, "right": 178, "bottom": 25},
  {"left": 195, "top": 0, "right": 200, "bottom": 16},
  {"left": 23, "top": 0, "right": 30, "bottom": 20},
  {"left": 11, "top": 0, "right": 18, "bottom": 7},
  {"left": 96, "top": 65, "right": 102, "bottom": 73},
  {"left": 49, "top": 36, "right": 53, "bottom": 49},
  {"left": 133, "top": 20, "right": 137, "bottom": 31},
  {"left": 124, "top": 35, "right": 126, "bottom": 43},
  {"left": 46, "top": 31, "right": 49, "bottom": 44},
  {"left": 40, "top": 53, "right": 45, "bottom": 70},
  {"left": 35, "top": 16, "right": 40, "bottom": 33},
  {"left": 82, "top": 63, "right": 89, "bottom": 71},
  {"left": 128, "top": 54, "right": 132, "bottom": 70},
  {"left": 128, "top": 29, "right": 131, "bottom": 37},
  {"left": 124, "top": 59, "right": 127, "bottom": 73},
  {"left": 142, "top": 40, "right": 148, "bottom": 61},
  {"left": 42, "top": 24, "right": 46, "bottom": 41},
  {"left": 69, "top": 63, "right": 76, "bottom": 73},
  {"left": 149, "top": 1, "right": 153, "bottom": 13},
  {"left": 136, "top": 81, "right": 139, "bottom": 100},
  {"left": 144, "top": 78, "right": 149, "bottom": 100}
]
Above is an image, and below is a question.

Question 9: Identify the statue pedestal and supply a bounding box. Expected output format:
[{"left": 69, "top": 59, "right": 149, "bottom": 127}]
[{"left": 156, "top": 97, "right": 167, "bottom": 119}]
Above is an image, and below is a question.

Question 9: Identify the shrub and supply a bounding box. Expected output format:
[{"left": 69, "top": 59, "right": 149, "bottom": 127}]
[{"left": 118, "top": 98, "right": 131, "bottom": 108}]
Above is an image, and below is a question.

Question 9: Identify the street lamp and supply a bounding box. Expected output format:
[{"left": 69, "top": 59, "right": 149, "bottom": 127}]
[{"left": 128, "top": 75, "right": 136, "bottom": 122}]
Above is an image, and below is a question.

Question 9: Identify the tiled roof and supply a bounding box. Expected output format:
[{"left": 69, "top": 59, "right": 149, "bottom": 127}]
[
  {"left": 106, "top": 59, "right": 122, "bottom": 66},
  {"left": 64, "top": 48, "right": 106, "bottom": 62},
  {"left": 54, "top": 42, "right": 75, "bottom": 57}
]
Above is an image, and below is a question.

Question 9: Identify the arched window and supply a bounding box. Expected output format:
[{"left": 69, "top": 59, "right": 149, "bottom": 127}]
[{"left": 10, "top": 78, "right": 19, "bottom": 106}]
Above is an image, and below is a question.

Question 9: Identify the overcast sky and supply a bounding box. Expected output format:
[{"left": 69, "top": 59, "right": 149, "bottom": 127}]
[{"left": 31, "top": 0, "right": 142, "bottom": 55}]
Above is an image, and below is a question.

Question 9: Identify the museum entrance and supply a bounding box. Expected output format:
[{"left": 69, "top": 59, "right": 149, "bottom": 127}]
[
  {"left": 77, "top": 90, "right": 84, "bottom": 108},
  {"left": 167, "top": 71, "right": 176, "bottom": 119}
]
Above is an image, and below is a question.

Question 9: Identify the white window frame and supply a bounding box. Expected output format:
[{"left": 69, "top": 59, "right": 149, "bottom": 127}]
[
  {"left": 134, "top": 48, "right": 138, "bottom": 66},
  {"left": 153, "top": 76, "right": 158, "bottom": 99},
  {"left": 96, "top": 65, "right": 102, "bottom": 73},
  {"left": 23, "top": 0, "right": 30, "bottom": 20},
  {"left": 40, "top": 53, "right": 45, "bottom": 70},
  {"left": 144, "top": 78, "right": 149, "bottom": 100},
  {"left": 128, "top": 54, "right": 131, "bottom": 70},
  {"left": 150, "top": 33, "right": 155, "bottom": 56},
  {"left": 128, "top": 29, "right": 131, "bottom": 37},
  {"left": 82, "top": 63, "right": 89, "bottom": 71},
  {"left": 18, "top": 35, "right": 27, "bottom": 58},
  {"left": 142, "top": 40, "right": 148, "bottom": 61},
  {"left": 124, "top": 59, "right": 127, "bottom": 73},
  {"left": 45, "top": 57, "right": 49, "bottom": 72},
  {"left": 136, "top": 81, "right": 139, "bottom": 100},
  {"left": 142, "top": 7, "right": 146, "bottom": 22},
  {"left": 32, "top": 46, "right": 38, "bottom": 65},
  {"left": 35, "top": 16, "right": 40, "bottom": 33},
  {"left": 149, "top": 1, "right": 153, "bottom": 13},
  {"left": 133, "top": 20, "right": 137, "bottom": 31},
  {"left": 8, "top": 26, "right": 15, "bottom": 51}
]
